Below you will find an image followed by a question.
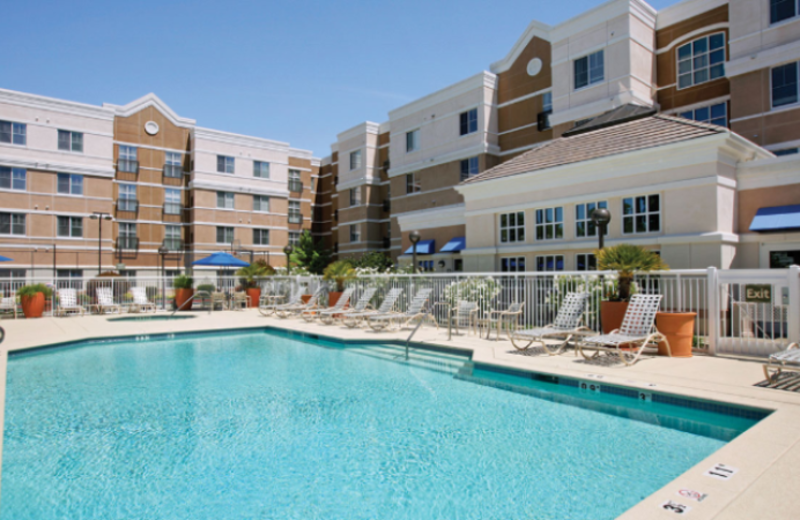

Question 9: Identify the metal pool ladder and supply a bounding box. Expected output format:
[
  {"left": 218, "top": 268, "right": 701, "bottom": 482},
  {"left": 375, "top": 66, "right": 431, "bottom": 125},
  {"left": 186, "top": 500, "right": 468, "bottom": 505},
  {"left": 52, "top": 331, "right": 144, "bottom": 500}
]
[
  {"left": 405, "top": 310, "right": 429, "bottom": 359},
  {"left": 170, "top": 290, "right": 213, "bottom": 317}
]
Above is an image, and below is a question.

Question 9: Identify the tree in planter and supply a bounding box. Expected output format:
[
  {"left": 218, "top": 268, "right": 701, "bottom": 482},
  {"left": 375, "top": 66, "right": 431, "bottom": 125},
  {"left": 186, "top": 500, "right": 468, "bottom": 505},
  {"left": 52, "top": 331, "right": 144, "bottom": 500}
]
[
  {"left": 18, "top": 283, "right": 53, "bottom": 318},
  {"left": 173, "top": 275, "right": 194, "bottom": 311},
  {"left": 323, "top": 260, "right": 355, "bottom": 292},
  {"left": 289, "top": 230, "right": 331, "bottom": 275},
  {"left": 596, "top": 244, "right": 668, "bottom": 301},
  {"left": 236, "top": 260, "right": 274, "bottom": 307}
]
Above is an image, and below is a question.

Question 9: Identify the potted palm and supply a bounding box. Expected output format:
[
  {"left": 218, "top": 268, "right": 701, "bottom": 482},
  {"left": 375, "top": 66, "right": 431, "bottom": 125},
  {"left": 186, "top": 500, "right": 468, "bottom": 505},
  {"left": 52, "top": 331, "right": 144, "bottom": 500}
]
[
  {"left": 236, "top": 261, "right": 274, "bottom": 308},
  {"left": 173, "top": 275, "right": 194, "bottom": 311},
  {"left": 596, "top": 244, "right": 667, "bottom": 333},
  {"left": 323, "top": 260, "right": 355, "bottom": 307},
  {"left": 18, "top": 283, "right": 52, "bottom": 318}
]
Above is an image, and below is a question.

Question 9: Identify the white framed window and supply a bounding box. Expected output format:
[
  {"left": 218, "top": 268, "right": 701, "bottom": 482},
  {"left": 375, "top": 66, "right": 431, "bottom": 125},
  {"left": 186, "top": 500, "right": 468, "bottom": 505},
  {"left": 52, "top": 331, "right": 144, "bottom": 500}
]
[
  {"left": 216, "top": 226, "right": 234, "bottom": 244},
  {"left": 349, "top": 149, "right": 362, "bottom": 170},
  {"left": 58, "top": 130, "right": 83, "bottom": 152},
  {"left": 677, "top": 33, "right": 725, "bottom": 90},
  {"left": 460, "top": 157, "right": 479, "bottom": 181},
  {"left": 501, "top": 257, "right": 526, "bottom": 272},
  {"left": 536, "top": 255, "right": 564, "bottom": 272},
  {"left": 542, "top": 92, "right": 553, "bottom": 112},
  {"left": 772, "top": 62, "right": 799, "bottom": 108},
  {"left": 289, "top": 231, "right": 300, "bottom": 246},
  {"left": 406, "top": 129, "right": 420, "bottom": 152},
  {"left": 575, "top": 201, "right": 608, "bottom": 238},
  {"left": 679, "top": 102, "right": 727, "bottom": 127},
  {"left": 406, "top": 172, "right": 420, "bottom": 194},
  {"left": 118, "top": 222, "right": 137, "bottom": 249},
  {"left": 119, "top": 222, "right": 136, "bottom": 236},
  {"left": 216, "top": 191, "right": 234, "bottom": 209},
  {"left": 576, "top": 253, "right": 596, "bottom": 271},
  {"left": 459, "top": 108, "right": 478, "bottom": 136},
  {"left": 253, "top": 228, "right": 270, "bottom": 245},
  {"left": 165, "top": 152, "right": 182, "bottom": 165},
  {"left": 118, "top": 183, "right": 137, "bottom": 211},
  {"left": 350, "top": 224, "right": 360, "bottom": 242},
  {"left": 0, "top": 120, "right": 26, "bottom": 145},
  {"left": 535, "top": 207, "right": 564, "bottom": 240},
  {"left": 164, "top": 225, "right": 181, "bottom": 246},
  {"left": 164, "top": 189, "right": 182, "bottom": 214},
  {"left": 57, "top": 216, "right": 83, "bottom": 238},
  {"left": 0, "top": 167, "right": 26, "bottom": 191},
  {"left": 574, "top": 50, "right": 604, "bottom": 90},
  {"left": 771, "top": 0, "right": 799, "bottom": 24},
  {"left": 349, "top": 187, "right": 361, "bottom": 206},
  {"left": 217, "top": 155, "right": 235, "bottom": 174},
  {"left": 56, "top": 269, "right": 83, "bottom": 289},
  {"left": 118, "top": 145, "right": 138, "bottom": 173},
  {"left": 253, "top": 195, "right": 270, "bottom": 212},
  {"left": 499, "top": 211, "right": 525, "bottom": 243},
  {"left": 57, "top": 173, "right": 83, "bottom": 195},
  {"left": 253, "top": 160, "right": 270, "bottom": 178},
  {"left": 0, "top": 213, "right": 25, "bottom": 236},
  {"left": 623, "top": 194, "right": 661, "bottom": 234},
  {"left": 774, "top": 147, "right": 800, "bottom": 156}
]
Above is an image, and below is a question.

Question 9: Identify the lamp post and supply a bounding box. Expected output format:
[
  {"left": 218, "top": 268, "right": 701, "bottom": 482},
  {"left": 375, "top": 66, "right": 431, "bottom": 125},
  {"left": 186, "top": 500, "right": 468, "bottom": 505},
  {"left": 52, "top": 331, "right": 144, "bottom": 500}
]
[
  {"left": 158, "top": 246, "right": 168, "bottom": 310},
  {"left": 283, "top": 245, "right": 293, "bottom": 271},
  {"left": 590, "top": 208, "right": 611, "bottom": 251},
  {"left": 89, "top": 212, "right": 112, "bottom": 274},
  {"left": 409, "top": 230, "right": 421, "bottom": 273}
]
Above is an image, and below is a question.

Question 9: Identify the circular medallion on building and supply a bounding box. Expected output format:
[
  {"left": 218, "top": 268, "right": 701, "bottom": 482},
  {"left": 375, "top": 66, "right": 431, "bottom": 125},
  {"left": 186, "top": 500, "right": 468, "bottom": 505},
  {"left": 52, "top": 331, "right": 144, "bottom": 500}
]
[
  {"left": 144, "top": 121, "right": 160, "bottom": 135},
  {"left": 526, "top": 58, "right": 543, "bottom": 77}
]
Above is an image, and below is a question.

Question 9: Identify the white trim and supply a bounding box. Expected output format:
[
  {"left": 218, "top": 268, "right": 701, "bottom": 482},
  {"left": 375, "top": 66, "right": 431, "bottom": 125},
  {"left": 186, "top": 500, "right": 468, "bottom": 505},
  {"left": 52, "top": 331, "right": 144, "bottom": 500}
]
[
  {"left": 497, "top": 87, "right": 552, "bottom": 109},
  {"left": 656, "top": 0, "right": 728, "bottom": 30},
  {"left": 549, "top": 0, "right": 656, "bottom": 43},
  {"left": 104, "top": 93, "right": 196, "bottom": 128},
  {"left": 0, "top": 142, "right": 112, "bottom": 163},
  {"left": 490, "top": 20, "right": 552, "bottom": 73},
  {"left": 112, "top": 140, "right": 190, "bottom": 155},
  {"left": 395, "top": 204, "right": 465, "bottom": 231},
  {"left": 188, "top": 179, "right": 289, "bottom": 198},
  {"left": 388, "top": 71, "right": 497, "bottom": 121},
  {"left": 0, "top": 88, "right": 115, "bottom": 121},
  {"left": 193, "top": 127, "right": 289, "bottom": 152},
  {"left": 388, "top": 142, "right": 500, "bottom": 178},
  {"left": 656, "top": 23, "right": 729, "bottom": 54},
  {"left": 737, "top": 155, "right": 800, "bottom": 190},
  {"left": 336, "top": 121, "right": 381, "bottom": 143},
  {"left": 0, "top": 154, "right": 114, "bottom": 177},
  {"left": 0, "top": 188, "right": 112, "bottom": 201},
  {"left": 727, "top": 39, "right": 800, "bottom": 78}
]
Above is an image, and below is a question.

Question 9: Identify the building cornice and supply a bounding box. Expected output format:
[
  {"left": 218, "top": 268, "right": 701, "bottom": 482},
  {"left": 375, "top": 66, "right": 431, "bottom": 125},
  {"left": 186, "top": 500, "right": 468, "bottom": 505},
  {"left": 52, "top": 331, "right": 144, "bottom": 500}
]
[
  {"left": 0, "top": 88, "right": 115, "bottom": 121},
  {"left": 336, "top": 121, "right": 381, "bottom": 143},
  {"left": 0, "top": 155, "right": 114, "bottom": 177},
  {"left": 193, "top": 127, "right": 290, "bottom": 153},
  {"left": 188, "top": 179, "right": 290, "bottom": 198},
  {"left": 550, "top": 0, "right": 656, "bottom": 43},
  {"left": 104, "top": 93, "right": 196, "bottom": 127},
  {"left": 490, "top": 20, "right": 552, "bottom": 73},
  {"left": 656, "top": 0, "right": 728, "bottom": 30},
  {"left": 737, "top": 155, "right": 800, "bottom": 191},
  {"left": 726, "top": 39, "right": 800, "bottom": 78},
  {"left": 388, "top": 71, "right": 498, "bottom": 122},
  {"left": 395, "top": 204, "right": 465, "bottom": 231}
]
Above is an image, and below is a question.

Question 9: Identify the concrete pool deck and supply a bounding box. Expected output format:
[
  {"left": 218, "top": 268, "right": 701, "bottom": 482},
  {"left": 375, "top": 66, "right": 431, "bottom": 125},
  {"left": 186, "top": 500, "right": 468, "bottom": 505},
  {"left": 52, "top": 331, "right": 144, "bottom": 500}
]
[{"left": 1, "top": 310, "right": 799, "bottom": 519}]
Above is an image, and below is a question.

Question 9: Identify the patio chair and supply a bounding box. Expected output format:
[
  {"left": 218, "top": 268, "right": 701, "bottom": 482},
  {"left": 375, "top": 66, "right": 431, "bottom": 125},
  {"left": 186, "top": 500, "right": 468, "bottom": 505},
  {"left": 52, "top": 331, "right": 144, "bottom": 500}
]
[
  {"left": 275, "top": 286, "right": 325, "bottom": 319},
  {"left": 577, "top": 294, "right": 667, "bottom": 366},
  {"left": 260, "top": 284, "right": 304, "bottom": 316},
  {"left": 342, "top": 288, "right": 404, "bottom": 329},
  {"left": 302, "top": 287, "right": 354, "bottom": 322},
  {"left": 211, "top": 292, "right": 228, "bottom": 311},
  {"left": 480, "top": 302, "right": 525, "bottom": 341},
  {"left": 442, "top": 300, "right": 479, "bottom": 336},
  {"left": 318, "top": 287, "right": 377, "bottom": 325},
  {"left": 763, "top": 342, "right": 800, "bottom": 383},
  {"left": 0, "top": 292, "right": 17, "bottom": 319},
  {"left": 56, "top": 288, "right": 85, "bottom": 317},
  {"left": 231, "top": 292, "right": 250, "bottom": 311},
  {"left": 129, "top": 287, "right": 156, "bottom": 313},
  {"left": 93, "top": 287, "right": 121, "bottom": 314},
  {"left": 509, "top": 292, "right": 593, "bottom": 354},
  {"left": 367, "top": 288, "right": 437, "bottom": 332}
]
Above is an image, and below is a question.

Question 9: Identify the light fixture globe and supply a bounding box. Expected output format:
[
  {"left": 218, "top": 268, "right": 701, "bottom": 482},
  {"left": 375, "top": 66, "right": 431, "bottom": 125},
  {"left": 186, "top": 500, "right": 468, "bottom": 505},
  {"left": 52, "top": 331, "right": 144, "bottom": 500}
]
[
  {"left": 283, "top": 245, "right": 294, "bottom": 256},
  {"left": 590, "top": 208, "right": 611, "bottom": 226},
  {"left": 409, "top": 230, "right": 421, "bottom": 245}
]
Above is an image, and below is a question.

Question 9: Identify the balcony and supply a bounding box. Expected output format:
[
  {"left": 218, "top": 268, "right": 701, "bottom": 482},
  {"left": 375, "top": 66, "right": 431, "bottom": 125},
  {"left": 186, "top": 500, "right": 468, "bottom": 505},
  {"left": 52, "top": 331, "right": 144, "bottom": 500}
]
[
  {"left": 117, "top": 159, "right": 139, "bottom": 174},
  {"left": 163, "top": 202, "right": 183, "bottom": 215},
  {"left": 117, "top": 199, "right": 139, "bottom": 212},
  {"left": 383, "top": 199, "right": 391, "bottom": 212},
  {"left": 163, "top": 164, "right": 183, "bottom": 179},
  {"left": 162, "top": 238, "right": 183, "bottom": 251},
  {"left": 117, "top": 236, "right": 139, "bottom": 250},
  {"left": 288, "top": 212, "right": 302, "bottom": 224},
  {"left": 288, "top": 180, "right": 303, "bottom": 192}
]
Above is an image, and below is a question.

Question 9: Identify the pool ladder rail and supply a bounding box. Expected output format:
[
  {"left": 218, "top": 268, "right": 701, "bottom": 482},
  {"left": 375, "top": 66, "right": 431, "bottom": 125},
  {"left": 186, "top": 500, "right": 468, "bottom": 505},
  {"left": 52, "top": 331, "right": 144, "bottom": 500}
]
[
  {"left": 405, "top": 303, "right": 451, "bottom": 359},
  {"left": 170, "top": 290, "right": 213, "bottom": 317}
]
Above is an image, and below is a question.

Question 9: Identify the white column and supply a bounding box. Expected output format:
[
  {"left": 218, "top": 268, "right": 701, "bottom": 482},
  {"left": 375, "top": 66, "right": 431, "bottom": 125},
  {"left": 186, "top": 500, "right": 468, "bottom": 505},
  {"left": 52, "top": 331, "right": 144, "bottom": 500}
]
[{"left": 706, "top": 266, "right": 719, "bottom": 355}]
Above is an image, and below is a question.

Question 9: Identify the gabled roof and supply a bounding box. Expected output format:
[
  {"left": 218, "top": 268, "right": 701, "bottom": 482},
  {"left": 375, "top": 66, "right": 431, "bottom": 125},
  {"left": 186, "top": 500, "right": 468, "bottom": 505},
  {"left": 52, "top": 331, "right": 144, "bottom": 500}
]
[
  {"left": 461, "top": 115, "right": 727, "bottom": 185},
  {"left": 103, "top": 93, "right": 196, "bottom": 128}
]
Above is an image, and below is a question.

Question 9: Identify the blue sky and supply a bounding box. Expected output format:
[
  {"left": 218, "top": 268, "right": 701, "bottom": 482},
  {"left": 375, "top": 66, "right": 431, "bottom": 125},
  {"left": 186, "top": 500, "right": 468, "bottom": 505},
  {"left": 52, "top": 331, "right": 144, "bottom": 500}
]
[{"left": 2, "top": 0, "right": 680, "bottom": 157}]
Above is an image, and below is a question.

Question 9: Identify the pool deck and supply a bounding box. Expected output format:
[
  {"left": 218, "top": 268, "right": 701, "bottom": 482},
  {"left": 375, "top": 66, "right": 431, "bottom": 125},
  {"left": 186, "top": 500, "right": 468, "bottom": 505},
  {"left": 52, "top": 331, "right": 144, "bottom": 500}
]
[{"left": 1, "top": 310, "right": 799, "bottom": 519}]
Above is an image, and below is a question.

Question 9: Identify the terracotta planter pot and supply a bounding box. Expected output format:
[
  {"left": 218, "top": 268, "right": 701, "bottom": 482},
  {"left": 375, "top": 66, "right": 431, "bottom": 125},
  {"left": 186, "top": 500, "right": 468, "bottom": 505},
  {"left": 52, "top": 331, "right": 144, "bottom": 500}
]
[
  {"left": 601, "top": 301, "right": 628, "bottom": 334},
  {"left": 21, "top": 293, "right": 45, "bottom": 318},
  {"left": 328, "top": 291, "right": 343, "bottom": 308},
  {"left": 301, "top": 295, "right": 311, "bottom": 304},
  {"left": 656, "top": 312, "right": 696, "bottom": 357},
  {"left": 174, "top": 288, "right": 194, "bottom": 311},
  {"left": 246, "top": 288, "right": 261, "bottom": 308}
]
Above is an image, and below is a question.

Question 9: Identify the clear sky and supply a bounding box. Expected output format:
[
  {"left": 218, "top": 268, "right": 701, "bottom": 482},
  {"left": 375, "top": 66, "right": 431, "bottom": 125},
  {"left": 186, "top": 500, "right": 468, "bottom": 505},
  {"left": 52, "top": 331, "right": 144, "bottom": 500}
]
[{"left": 2, "top": 0, "right": 681, "bottom": 157}]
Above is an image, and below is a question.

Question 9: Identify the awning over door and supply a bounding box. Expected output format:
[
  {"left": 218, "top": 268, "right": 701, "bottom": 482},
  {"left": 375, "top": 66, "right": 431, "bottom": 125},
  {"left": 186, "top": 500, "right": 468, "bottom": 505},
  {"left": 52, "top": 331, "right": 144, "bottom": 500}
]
[
  {"left": 440, "top": 236, "right": 466, "bottom": 253},
  {"left": 404, "top": 240, "right": 435, "bottom": 255},
  {"left": 749, "top": 205, "right": 800, "bottom": 232}
]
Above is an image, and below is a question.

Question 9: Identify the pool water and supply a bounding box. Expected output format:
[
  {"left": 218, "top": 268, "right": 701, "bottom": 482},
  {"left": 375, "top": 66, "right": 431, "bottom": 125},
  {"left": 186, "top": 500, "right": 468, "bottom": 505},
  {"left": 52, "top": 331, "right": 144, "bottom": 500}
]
[
  {"left": 107, "top": 314, "right": 196, "bottom": 322},
  {"left": 2, "top": 331, "right": 750, "bottom": 519}
]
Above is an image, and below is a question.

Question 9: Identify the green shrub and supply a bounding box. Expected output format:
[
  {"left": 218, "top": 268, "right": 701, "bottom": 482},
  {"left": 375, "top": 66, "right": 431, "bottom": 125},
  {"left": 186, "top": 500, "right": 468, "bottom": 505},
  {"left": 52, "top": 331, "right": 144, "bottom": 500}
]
[
  {"left": 18, "top": 284, "right": 52, "bottom": 298},
  {"left": 173, "top": 275, "right": 194, "bottom": 290}
]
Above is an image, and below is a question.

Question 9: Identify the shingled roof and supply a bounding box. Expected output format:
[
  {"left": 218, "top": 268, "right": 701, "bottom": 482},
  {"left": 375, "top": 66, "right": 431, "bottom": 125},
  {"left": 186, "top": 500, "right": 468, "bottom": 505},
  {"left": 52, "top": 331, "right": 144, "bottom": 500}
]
[{"left": 462, "top": 115, "right": 727, "bottom": 185}]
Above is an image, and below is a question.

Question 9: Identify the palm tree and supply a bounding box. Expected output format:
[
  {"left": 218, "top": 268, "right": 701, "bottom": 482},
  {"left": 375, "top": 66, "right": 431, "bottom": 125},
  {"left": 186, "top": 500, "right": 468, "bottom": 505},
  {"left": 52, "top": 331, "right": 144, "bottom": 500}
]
[
  {"left": 596, "top": 244, "right": 668, "bottom": 301},
  {"left": 323, "top": 260, "right": 355, "bottom": 292}
]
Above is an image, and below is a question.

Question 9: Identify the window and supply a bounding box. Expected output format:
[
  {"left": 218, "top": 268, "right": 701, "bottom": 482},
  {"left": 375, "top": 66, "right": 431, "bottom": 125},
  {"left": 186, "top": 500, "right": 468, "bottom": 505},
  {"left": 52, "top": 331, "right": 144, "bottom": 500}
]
[
  {"left": 774, "top": 147, "right": 800, "bottom": 156},
  {"left": 58, "top": 130, "right": 83, "bottom": 152},
  {"left": 118, "top": 145, "right": 138, "bottom": 173},
  {"left": 349, "top": 149, "right": 362, "bottom": 170},
  {"left": 501, "top": 257, "right": 526, "bottom": 272},
  {"left": 460, "top": 157, "right": 479, "bottom": 181},
  {"left": 0, "top": 269, "right": 26, "bottom": 293},
  {"left": 56, "top": 269, "right": 83, "bottom": 289},
  {"left": 120, "top": 270, "right": 136, "bottom": 279},
  {"left": 771, "top": 0, "right": 797, "bottom": 24},
  {"left": 536, "top": 255, "right": 564, "bottom": 272},
  {"left": 772, "top": 62, "right": 799, "bottom": 108},
  {"left": 418, "top": 260, "right": 434, "bottom": 272},
  {"left": 623, "top": 194, "right": 660, "bottom": 234},
  {"left": 679, "top": 102, "right": 727, "bottom": 127},
  {"left": 576, "top": 253, "right": 597, "bottom": 271},
  {"left": 164, "top": 225, "right": 181, "bottom": 250},
  {"left": 216, "top": 226, "right": 234, "bottom": 244},
  {"left": 406, "top": 129, "right": 420, "bottom": 152},
  {"left": 253, "top": 160, "right": 270, "bottom": 178},
  {"left": 0, "top": 121, "right": 26, "bottom": 145},
  {"left": 289, "top": 231, "right": 300, "bottom": 247},
  {"left": 164, "top": 152, "right": 183, "bottom": 178},
  {"left": 542, "top": 92, "right": 553, "bottom": 112},
  {"left": 118, "top": 183, "right": 137, "bottom": 211},
  {"left": 165, "top": 152, "right": 182, "bottom": 166},
  {"left": 406, "top": 172, "right": 421, "bottom": 194},
  {"left": 459, "top": 108, "right": 478, "bottom": 136},
  {"left": 118, "top": 222, "right": 137, "bottom": 249},
  {"left": 164, "top": 188, "right": 182, "bottom": 214},
  {"left": 574, "top": 50, "right": 604, "bottom": 89},
  {"left": 535, "top": 207, "right": 564, "bottom": 240},
  {"left": 288, "top": 169, "right": 302, "bottom": 191},
  {"left": 57, "top": 173, "right": 83, "bottom": 195},
  {"left": 350, "top": 187, "right": 361, "bottom": 206},
  {"left": 770, "top": 250, "right": 800, "bottom": 268},
  {"left": 253, "top": 195, "right": 270, "bottom": 212},
  {"left": 217, "top": 191, "right": 234, "bottom": 209},
  {"left": 288, "top": 200, "right": 302, "bottom": 223},
  {"left": 253, "top": 229, "right": 270, "bottom": 245},
  {"left": 454, "top": 259, "right": 463, "bottom": 272},
  {"left": 677, "top": 33, "right": 725, "bottom": 90},
  {"left": 575, "top": 201, "right": 608, "bottom": 238},
  {"left": 217, "top": 155, "right": 235, "bottom": 174},
  {"left": 0, "top": 213, "right": 25, "bottom": 235},
  {"left": 0, "top": 167, "right": 26, "bottom": 191},
  {"left": 500, "top": 211, "right": 525, "bottom": 243},
  {"left": 350, "top": 224, "right": 360, "bottom": 242},
  {"left": 57, "top": 216, "right": 83, "bottom": 238}
]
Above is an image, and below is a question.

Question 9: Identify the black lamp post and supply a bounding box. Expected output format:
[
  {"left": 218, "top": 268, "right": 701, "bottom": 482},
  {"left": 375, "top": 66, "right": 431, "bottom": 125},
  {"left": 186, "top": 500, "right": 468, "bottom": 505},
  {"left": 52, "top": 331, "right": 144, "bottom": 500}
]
[
  {"left": 590, "top": 208, "right": 611, "bottom": 250},
  {"left": 283, "top": 244, "right": 293, "bottom": 270},
  {"left": 409, "top": 230, "right": 421, "bottom": 273},
  {"left": 89, "top": 212, "right": 112, "bottom": 274},
  {"left": 158, "top": 245, "right": 168, "bottom": 310}
]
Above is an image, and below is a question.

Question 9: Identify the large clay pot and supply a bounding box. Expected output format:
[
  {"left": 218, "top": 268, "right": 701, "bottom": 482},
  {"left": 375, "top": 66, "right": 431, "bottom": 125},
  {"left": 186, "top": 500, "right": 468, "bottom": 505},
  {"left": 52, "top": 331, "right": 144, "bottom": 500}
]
[
  {"left": 601, "top": 301, "right": 628, "bottom": 333},
  {"left": 301, "top": 295, "right": 311, "bottom": 304},
  {"left": 327, "top": 291, "right": 343, "bottom": 308},
  {"left": 656, "top": 312, "right": 696, "bottom": 357},
  {"left": 21, "top": 293, "right": 45, "bottom": 318},
  {"left": 246, "top": 288, "right": 261, "bottom": 308},
  {"left": 174, "top": 288, "right": 194, "bottom": 311}
]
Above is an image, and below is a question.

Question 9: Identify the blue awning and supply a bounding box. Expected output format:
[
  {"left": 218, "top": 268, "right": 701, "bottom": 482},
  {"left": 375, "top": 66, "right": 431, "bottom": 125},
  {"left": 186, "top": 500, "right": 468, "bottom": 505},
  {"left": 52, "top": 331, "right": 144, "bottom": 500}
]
[
  {"left": 192, "top": 252, "right": 250, "bottom": 267},
  {"left": 404, "top": 240, "right": 435, "bottom": 255},
  {"left": 750, "top": 205, "right": 800, "bottom": 232},
  {"left": 440, "top": 236, "right": 466, "bottom": 253}
]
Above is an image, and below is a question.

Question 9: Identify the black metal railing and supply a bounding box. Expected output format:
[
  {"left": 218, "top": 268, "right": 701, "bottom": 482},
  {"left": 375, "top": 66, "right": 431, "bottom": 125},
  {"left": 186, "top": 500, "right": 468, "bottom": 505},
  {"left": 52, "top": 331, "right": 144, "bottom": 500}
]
[
  {"left": 118, "top": 159, "right": 139, "bottom": 174},
  {"left": 163, "top": 202, "right": 183, "bottom": 215},
  {"left": 117, "top": 199, "right": 138, "bottom": 212},
  {"left": 117, "top": 236, "right": 139, "bottom": 250},
  {"left": 163, "top": 164, "right": 183, "bottom": 178}
]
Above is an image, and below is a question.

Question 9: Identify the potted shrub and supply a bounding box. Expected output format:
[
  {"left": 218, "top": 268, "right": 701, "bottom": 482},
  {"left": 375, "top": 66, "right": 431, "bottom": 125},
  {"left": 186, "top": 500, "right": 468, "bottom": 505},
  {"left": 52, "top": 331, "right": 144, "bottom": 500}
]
[
  {"left": 18, "top": 283, "right": 52, "bottom": 318},
  {"left": 173, "top": 275, "right": 194, "bottom": 311},
  {"left": 323, "top": 260, "right": 355, "bottom": 308},
  {"left": 236, "top": 261, "right": 274, "bottom": 308},
  {"left": 596, "top": 244, "right": 667, "bottom": 333}
]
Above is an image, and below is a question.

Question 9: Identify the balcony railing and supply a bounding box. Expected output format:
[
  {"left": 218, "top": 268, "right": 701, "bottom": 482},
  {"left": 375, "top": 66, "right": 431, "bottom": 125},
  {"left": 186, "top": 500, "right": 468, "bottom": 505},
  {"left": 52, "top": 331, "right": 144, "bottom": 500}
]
[
  {"left": 162, "top": 238, "right": 183, "bottom": 251},
  {"left": 383, "top": 199, "right": 391, "bottom": 212},
  {"left": 288, "top": 212, "right": 302, "bottom": 224},
  {"left": 116, "top": 236, "right": 139, "bottom": 250},
  {"left": 117, "top": 199, "right": 139, "bottom": 212},
  {"left": 163, "top": 164, "right": 184, "bottom": 178},
  {"left": 163, "top": 202, "right": 183, "bottom": 215},
  {"left": 288, "top": 180, "right": 303, "bottom": 192},
  {"left": 117, "top": 159, "right": 139, "bottom": 174}
]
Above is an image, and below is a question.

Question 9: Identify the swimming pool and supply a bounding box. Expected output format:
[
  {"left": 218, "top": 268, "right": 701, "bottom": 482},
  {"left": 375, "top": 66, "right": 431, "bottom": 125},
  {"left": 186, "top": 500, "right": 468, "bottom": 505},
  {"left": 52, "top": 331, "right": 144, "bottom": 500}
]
[
  {"left": 1, "top": 329, "right": 766, "bottom": 520},
  {"left": 107, "top": 314, "right": 197, "bottom": 322}
]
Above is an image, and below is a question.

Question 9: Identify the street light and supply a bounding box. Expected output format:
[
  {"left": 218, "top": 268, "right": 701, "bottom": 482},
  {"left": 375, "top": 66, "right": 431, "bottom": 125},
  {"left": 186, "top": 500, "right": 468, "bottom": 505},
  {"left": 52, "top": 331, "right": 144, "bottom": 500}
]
[
  {"left": 283, "top": 244, "right": 293, "bottom": 270},
  {"left": 409, "top": 230, "right": 421, "bottom": 273},
  {"left": 89, "top": 212, "right": 112, "bottom": 274},
  {"left": 590, "top": 208, "right": 611, "bottom": 251}
]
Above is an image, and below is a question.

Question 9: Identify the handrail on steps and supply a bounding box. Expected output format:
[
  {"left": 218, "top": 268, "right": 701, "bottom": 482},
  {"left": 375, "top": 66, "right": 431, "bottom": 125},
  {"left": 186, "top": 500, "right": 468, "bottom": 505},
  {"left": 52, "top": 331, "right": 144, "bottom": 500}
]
[{"left": 170, "top": 290, "right": 213, "bottom": 317}]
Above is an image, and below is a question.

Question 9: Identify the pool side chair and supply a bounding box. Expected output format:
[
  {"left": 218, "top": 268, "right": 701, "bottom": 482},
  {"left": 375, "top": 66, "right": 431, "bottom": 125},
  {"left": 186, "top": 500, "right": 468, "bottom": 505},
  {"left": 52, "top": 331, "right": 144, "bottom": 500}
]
[
  {"left": 259, "top": 284, "right": 304, "bottom": 316},
  {"left": 577, "top": 294, "right": 667, "bottom": 366},
  {"left": 129, "top": 287, "right": 156, "bottom": 313},
  {"left": 275, "top": 286, "right": 324, "bottom": 319},
  {"left": 0, "top": 292, "right": 17, "bottom": 319},
  {"left": 56, "top": 288, "right": 85, "bottom": 317},
  {"left": 302, "top": 287, "right": 353, "bottom": 322},
  {"left": 763, "top": 342, "right": 800, "bottom": 383},
  {"left": 319, "top": 287, "right": 377, "bottom": 325},
  {"left": 510, "top": 292, "right": 592, "bottom": 354},
  {"left": 231, "top": 292, "right": 250, "bottom": 311},
  {"left": 368, "top": 288, "right": 437, "bottom": 332},
  {"left": 343, "top": 288, "right": 404, "bottom": 329},
  {"left": 447, "top": 300, "right": 479, "bottom": 336},
  {"left": 211, "top": 292, "right": 228, "bottom": 311},
  {"left": 482, "top": 302, "right": 525, "bottom": 341},
  {"left": 94, "top": 287, "right": 121, "bottom": 314}
]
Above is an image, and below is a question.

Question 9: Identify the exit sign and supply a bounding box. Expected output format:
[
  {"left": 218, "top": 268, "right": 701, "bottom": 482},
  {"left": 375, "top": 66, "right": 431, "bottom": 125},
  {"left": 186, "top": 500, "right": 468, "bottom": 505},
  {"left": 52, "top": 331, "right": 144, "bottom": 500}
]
[{"left": 745, "top": 285, "right": 772, "bottom": 303}]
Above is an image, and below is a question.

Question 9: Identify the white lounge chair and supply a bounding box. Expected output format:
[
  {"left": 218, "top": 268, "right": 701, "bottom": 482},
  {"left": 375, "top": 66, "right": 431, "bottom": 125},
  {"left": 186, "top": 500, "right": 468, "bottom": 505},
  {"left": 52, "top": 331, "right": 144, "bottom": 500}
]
[
  {"left": 56, "top": 288, "right": 85, "bottom": 317},
  {"left": 275, "top": 286, "right": 325, "bottom": 319},
  {"left": 302, "top": 287, "right": 354, "bottom": 322},
  {"left": 368, "top": 288, "right": 437, "bottom": 331},
  {"left": 0, "top": 292, "right": 17, "bottom": 319},
  {"left": 260, "top": 284, "right": 304, "bottom": 316},
  {"left": 343, "top": 288, "right": 404, "bottom": 328},
  {"left": 93, "top": 287, "right": 121, "bottom": 314},
  {"left": 509, "top": 292, "right": 592, "bottom": 354},
  {"left": 129, "top": 287, "right": 156, "bottom": 313},
  {"left": 763, "top": 342, "right": 800, "bottom": 383},
  {"left": 577, "top": 294, "right": 668, "bottom": 366},
  {"left": 318, "top": 287, "right": 377, "bottom": 325}
]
